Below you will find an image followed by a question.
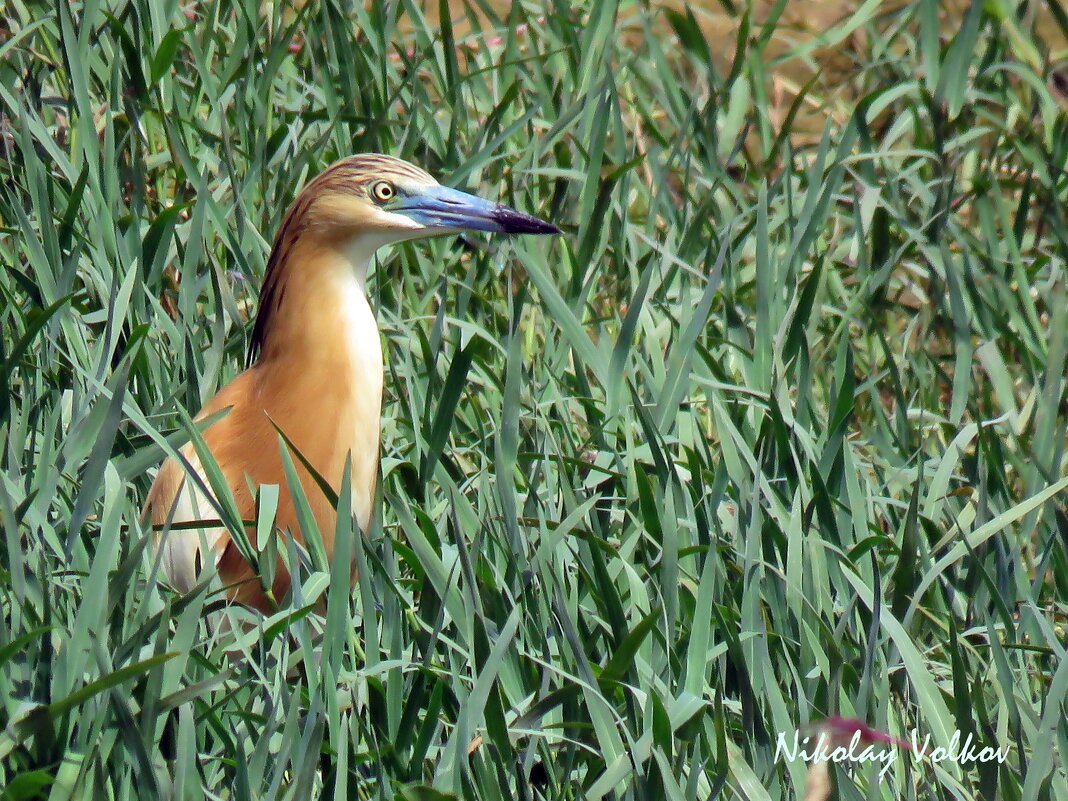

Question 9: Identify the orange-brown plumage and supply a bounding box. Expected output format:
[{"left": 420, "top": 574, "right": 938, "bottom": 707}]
[{"left": 145, "top": 154, "right": 558, "bottom": 611}]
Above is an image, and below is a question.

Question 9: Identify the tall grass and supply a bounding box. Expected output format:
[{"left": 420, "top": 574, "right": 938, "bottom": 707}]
[{"left": 1, "top": 1, "right": 1066, "bottom": 799}]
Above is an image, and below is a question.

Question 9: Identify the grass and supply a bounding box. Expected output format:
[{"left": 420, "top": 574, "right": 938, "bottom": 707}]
[{"left": 1, "top": 0, "right": 1067, "bottom": 799}]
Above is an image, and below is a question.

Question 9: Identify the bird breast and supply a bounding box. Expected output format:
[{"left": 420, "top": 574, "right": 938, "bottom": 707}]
[
  {"left": 254, "top": 251, "right": 385, "bottom": 534},
  {"left": 325, "top": 264, "right": 384, "bottom": 532}
]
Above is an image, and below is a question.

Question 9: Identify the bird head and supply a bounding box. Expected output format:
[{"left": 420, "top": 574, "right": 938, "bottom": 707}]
[
  {"left": 802, "top": 716, "right": 913, "bottom": 751},
  {"left": 301, "top": 154, "right": 560, "bottom": 246},
  {"left": 248, "top": 154, "right": 560, "bottom": 364}
]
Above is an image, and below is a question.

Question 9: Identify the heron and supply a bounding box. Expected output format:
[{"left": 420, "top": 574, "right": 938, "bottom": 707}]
[
  {"left": 145, "top": 154, "right": 560, "bottom": 610},
  {"left": 799, "top": 717, "right": 912, "bottom": 801}
]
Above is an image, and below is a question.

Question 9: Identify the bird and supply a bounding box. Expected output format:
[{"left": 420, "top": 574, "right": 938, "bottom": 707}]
[
  {"left": 799, "top": 717, "right": 912, "bottom": 801},
  {"left": 145, "top": 154, "right": 560, "bottom": 611}
]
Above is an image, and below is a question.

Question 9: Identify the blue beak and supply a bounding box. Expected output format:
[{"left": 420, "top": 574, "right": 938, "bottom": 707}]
[{"left": 394, "top": 184, "right": 560, "bottom": 235}]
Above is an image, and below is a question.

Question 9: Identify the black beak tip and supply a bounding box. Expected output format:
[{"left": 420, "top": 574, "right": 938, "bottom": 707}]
[
  {"left": 523, "top": 219, "right": 562, "bottom": 235},
  {"left": 494, "top": 205, "right": 563, "bottom": 235}
]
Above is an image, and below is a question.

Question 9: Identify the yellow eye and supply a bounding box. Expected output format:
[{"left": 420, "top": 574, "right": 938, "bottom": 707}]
[{"left": 371, "top": 181, "right": 395, "bottom": 204}]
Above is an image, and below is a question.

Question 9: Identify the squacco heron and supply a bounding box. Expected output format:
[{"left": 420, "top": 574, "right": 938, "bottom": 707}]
[
  {"left": 799, "top": 717, "right": 913, "bottom": 801},
  {"left": 146, "top": 154, "right": 559, "bottom": 610}
]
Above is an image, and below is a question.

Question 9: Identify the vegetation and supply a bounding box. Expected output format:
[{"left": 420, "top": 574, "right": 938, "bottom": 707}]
[{"left": 1, "top": 0, "right": 1066, "bottom": 799}]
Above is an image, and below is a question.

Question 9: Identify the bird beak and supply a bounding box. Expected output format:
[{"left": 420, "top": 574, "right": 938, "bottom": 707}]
[{"left": 395, "top": 184, "right": 561, "bottom": 235}]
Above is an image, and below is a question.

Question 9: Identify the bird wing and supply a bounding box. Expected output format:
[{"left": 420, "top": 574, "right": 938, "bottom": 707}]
[
  {"left": 145, "top": 359, "right": 376, "bottom": 610},
  {"left": 145, "top": 445, "right": 232, "bottom": 592},
  {"left": 143, "top": 373, "right": 262, "bottom": 596},
  {"left": 144, "top": 368, "right": 331, "bottom": 610}
]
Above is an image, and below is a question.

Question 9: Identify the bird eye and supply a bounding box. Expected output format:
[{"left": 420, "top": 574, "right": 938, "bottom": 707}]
[{"left": 371, "top": 181, "right": 395, "bottom": 204}]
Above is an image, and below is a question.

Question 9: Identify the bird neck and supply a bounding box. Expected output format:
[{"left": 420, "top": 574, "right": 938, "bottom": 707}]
[
  {"left": 245, "top": 235, "right": 387, "bottom": 535},
  {"left": 251, "top": 236, "right": 385, "bottom": 380}
]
